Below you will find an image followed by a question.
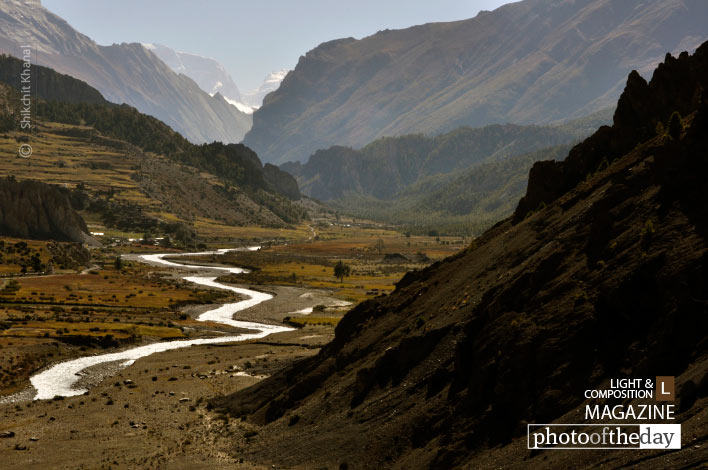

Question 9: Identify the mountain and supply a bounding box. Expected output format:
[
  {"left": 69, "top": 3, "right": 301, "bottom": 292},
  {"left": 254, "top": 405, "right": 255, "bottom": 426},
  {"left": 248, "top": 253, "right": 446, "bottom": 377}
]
[
  {"left": 142, "top": 43, "right": 252, "bottom": 113},
  {"left": 0, "top": 177, "right": 97, "bottom": 245},
  {"left": 141, "top": 44, "right": 287, "bottom": 115},
  {"left": 284, "top": 114, "right": 609, "bottom": 201},
  {"left": 240, "top": 70, "right": 289, "bottom": 109},
  {"left": 283, "top": 109, "right": 611, "bottom": 234},
  {"left": 213, "top": 44, "right": 708, "bottom": 469},
  {"left": 331, "top": 144, "right": 573, "bottom": 236},
  {"left": 244, "top": 0, "right": 708, "bottom": 164},
  {"left": 0, "top": 57, "right": 305, "bottom": 232},
  {"left": 0, "top": 0, "right": 251, "bottom": 144}
]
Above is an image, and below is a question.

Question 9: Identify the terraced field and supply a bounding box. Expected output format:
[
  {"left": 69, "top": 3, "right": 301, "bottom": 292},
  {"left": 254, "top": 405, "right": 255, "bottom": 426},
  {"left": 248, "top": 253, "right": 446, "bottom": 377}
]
[{"left": 0, "top": 122, "right": 301, "bottom": 240}]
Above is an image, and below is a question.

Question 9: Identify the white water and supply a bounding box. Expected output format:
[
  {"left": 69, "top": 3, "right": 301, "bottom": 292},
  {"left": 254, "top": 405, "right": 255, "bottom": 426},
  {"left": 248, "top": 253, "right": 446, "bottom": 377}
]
[{"left": 29, "top": 248, "right": 292, "bottom": 400}]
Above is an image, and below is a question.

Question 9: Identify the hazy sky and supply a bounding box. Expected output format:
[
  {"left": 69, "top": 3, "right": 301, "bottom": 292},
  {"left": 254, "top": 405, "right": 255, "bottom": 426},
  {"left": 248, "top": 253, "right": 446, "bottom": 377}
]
[{"left": 43, "top": 0, "right": 511, "bottom": 91}]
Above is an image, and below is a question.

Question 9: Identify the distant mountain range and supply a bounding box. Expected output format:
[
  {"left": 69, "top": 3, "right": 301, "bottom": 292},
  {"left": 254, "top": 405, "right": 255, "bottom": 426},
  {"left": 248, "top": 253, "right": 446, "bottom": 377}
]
[
  {"left": 245, "top": 0, "right": 708, "bottom": 164},
  {"left": 144, "top": 43, "right": 289, "bottom": 115},
  {"left": 0, "top": 0, "right": 251, "bottom": 144},
  {"left": 142, "top": 43, "right": 244, "bottom": 104}
]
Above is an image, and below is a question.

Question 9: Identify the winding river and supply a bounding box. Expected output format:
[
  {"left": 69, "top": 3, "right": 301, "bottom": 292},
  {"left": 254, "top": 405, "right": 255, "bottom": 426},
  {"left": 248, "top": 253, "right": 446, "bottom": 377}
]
[{"left": 28, "top": 248, "right": 293, "bottom": 400}]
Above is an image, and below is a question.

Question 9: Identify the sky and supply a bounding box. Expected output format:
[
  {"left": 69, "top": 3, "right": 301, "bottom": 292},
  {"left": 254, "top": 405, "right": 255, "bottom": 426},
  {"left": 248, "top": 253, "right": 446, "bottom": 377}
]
[{"left": 42, "top": 0, "right": 511, "bottom": 91}]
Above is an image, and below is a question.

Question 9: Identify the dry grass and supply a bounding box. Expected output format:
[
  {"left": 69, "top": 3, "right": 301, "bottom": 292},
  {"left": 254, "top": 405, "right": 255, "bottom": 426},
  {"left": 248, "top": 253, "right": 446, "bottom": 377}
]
[
  {"left": 1, "top": 320, "right": 184, "bottom": 339},
  {"left": 192, "top": 218, "right": 312, "bottom": 241},
  {"left": 6, "top": 269, "right": 197, "bottom": 309}
]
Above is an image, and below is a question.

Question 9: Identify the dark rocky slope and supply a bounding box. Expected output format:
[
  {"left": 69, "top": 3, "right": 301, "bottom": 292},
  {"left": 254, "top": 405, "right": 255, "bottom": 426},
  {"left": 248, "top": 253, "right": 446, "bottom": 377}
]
[
  {"left": 214, "top": 44, "right": 708, "bottom": 469},
  {"left": 0, "top": 178, "right": 97, "bottom": 245}
]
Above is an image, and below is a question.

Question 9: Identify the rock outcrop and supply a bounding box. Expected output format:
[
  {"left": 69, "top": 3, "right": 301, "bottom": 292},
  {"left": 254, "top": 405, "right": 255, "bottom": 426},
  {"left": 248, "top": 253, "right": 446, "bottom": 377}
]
[
  {"left": 515, "top": 44, "right": 708, "bottom": 221},
  {"left": 0, "top": 178, "right": 97, "bottom": 245}
]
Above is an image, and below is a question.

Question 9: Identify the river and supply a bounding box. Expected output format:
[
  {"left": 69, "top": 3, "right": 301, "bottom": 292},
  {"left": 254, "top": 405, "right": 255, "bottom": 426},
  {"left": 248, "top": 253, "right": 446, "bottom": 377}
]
[{"left": 28, "top": 248, "right": 293, "bottom": 400}]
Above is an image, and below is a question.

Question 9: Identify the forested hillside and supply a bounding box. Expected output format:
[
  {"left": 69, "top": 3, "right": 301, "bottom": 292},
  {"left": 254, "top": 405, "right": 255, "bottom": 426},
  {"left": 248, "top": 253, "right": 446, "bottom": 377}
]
[{"left": 284, "top": 111, "right": 610, "bottom": 234}]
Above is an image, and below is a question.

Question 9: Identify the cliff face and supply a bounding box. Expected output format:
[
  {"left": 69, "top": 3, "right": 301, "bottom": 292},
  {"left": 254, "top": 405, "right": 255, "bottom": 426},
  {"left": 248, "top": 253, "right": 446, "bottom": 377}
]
[
  {"left": 0, "top": 178, "right": 97, "bottom": 245},
  {"left": 214, "top": 44, "right": 708, "bottom": 469}
]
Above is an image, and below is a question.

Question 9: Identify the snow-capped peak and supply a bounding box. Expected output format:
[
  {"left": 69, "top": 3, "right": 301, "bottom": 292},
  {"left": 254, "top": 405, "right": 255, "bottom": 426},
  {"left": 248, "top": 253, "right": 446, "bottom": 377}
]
[{"left": 223, "top": 96, "right": 257, "bottom": 115}]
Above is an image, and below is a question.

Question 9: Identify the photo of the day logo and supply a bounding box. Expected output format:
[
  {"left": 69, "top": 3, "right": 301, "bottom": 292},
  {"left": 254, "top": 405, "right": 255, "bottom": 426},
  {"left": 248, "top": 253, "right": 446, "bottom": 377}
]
[{"left": 656, "top": 376, "right": 675, "bottom": 401}]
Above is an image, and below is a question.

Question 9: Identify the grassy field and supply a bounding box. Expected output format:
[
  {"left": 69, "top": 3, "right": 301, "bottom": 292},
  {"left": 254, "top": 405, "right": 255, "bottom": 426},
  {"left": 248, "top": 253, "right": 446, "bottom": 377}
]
[
  {"left": 0, "top": 218, "right": 467, "bottom": 398},
  {"left": 191, "top": 218, "right": 312, "bottom": 242},
  {"left": 0, "top": 238, "right": 54, "bottom": 275}
]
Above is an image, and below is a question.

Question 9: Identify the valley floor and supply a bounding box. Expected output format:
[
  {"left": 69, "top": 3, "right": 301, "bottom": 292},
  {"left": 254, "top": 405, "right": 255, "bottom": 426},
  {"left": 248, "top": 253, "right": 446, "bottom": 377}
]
[
  {"left": 0, "top": 220, "right": 462, "bottom": 468},
  {"left": 0, "top": 329, "right": 321, "bottom": 469}
]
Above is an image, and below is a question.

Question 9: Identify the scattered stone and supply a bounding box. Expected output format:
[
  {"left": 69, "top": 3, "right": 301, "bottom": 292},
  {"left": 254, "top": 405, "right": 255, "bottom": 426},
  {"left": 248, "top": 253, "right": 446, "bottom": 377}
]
[
  {"left": 179, "top": 397, "right": 190, "bottom": 402},
  {"left": 29, "top": 437, "right": 39, "bottom": 441},
  {"left": 123, "top": 379, "right": 134, "bottom": 385},
  {"left": 1, "top": 431, "right": 15, "bottom": 438},
  {"left": 14, "top": 444, "right": 27, "bottom": 450}
]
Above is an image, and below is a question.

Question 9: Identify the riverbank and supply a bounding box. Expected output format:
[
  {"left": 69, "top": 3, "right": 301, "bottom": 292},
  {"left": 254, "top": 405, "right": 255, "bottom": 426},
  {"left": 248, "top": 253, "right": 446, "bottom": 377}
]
[
  {"left": 0, "top": 328, "right": 330, "bottom": 469},
  {"left": 4, "top": 249, "right": 350, "bottom": 402}
]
